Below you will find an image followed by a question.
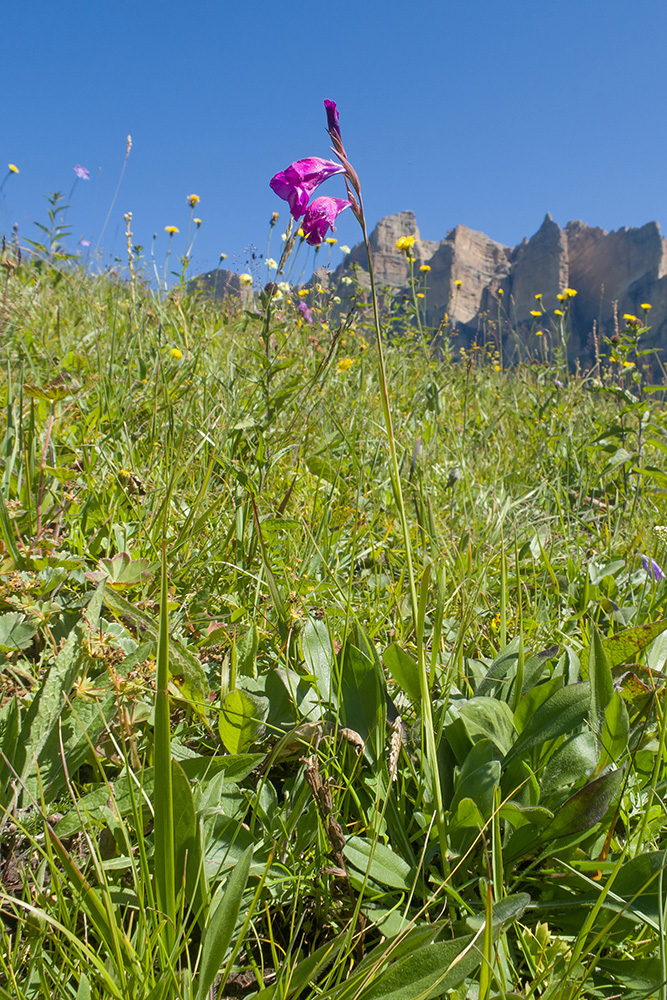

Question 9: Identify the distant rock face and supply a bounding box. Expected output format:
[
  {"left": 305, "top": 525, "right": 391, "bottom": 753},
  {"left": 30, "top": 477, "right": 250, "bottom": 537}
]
[{"left": 192, "top": 213, "right": 667, "bottom": 364}]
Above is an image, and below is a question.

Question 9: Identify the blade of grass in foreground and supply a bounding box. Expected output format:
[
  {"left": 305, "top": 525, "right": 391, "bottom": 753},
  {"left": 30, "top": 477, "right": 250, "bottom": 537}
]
[{"left": 153, "top": 536, "right": 176, "bottom": 950}]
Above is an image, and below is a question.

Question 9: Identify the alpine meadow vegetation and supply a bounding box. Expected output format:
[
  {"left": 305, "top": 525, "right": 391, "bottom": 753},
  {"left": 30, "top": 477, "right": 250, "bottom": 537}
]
[{"left": 2, "top": 102, "right": 667, "bottom": 1000}]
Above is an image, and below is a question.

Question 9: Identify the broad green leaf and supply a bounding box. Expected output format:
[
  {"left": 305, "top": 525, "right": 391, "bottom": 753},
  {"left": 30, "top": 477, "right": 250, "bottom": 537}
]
[
  {"left": 588, "top": 625, "right": 613, "bottom": 737},
  {"left": 301, "top": 616, "right": 335, "bottom": 704},
  {"left": 382, "top": 642, "right": 421, "bottom": 703},
  {"left": 218, "top": 688, "right": 268, "bottom": 753},
  {"left": 505, "top": 683, "right": 590, "bottom": 768},
  {"left": 579, "top": 619, "right": 667, "bottom": 678},
  {"left": 195, "top": 844, "right": 253, "bottom": 1000},
  {"left": 475, "top": 637, "right": 521, "bottom": 697},
  {"left": 85, "top": 551, "right": 153, "bottom": 589},
  {"left": 457, "top": 698, "right": 516, "bottom": 755},
  {"left": 541, "top": 766, "right": 625, "bottom": 840},
  {"left": 339, "top": 626, "right": 386, "bottom": 765},
  {"left": 0, "top": 612, "right": 37, "bottom": 652},
  {"left": 355, "top": 934, "right": 482, "bottom": 1000},
  {"left": 344, "top": 836, "right": 415, "bottom": 890},
  {"left": 235, "top": 624, "right": 259, "bottom": 678},
  {"left": 607, "top": 851, "right": 667, "bottom": 927},
  {"left": 540, "top": 731, "right": 597, "bottom": 794}
]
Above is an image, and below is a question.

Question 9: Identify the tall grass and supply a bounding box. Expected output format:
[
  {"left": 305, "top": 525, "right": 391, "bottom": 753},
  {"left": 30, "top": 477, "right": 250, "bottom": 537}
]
[{"left": 1, "top": 232, "right": 667, "bottom": 999}]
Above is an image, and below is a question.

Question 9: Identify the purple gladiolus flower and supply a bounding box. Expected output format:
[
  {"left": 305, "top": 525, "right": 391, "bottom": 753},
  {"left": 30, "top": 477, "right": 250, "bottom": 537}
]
[
  {"left": 324, "top": 99, "right": 341, "bottom": 142},
  {"left": 73, "top": 164, "right": 90, "bottom": 180},
  {"left": 642, "top": 556, "right": 665, "bottom": 581},
  {"left": 297, "top": 300, "right": 313, "bottom": 324},
  {"left": 269, "top": 157, "right": 345, "bottom": 220},
  {"left": 301, "top": 196, "right": 351, "bottom": 246}
]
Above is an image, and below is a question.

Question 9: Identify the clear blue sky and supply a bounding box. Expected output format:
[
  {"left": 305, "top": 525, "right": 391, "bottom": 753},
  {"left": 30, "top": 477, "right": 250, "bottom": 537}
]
[{"left": 3, "top": 0, "right": 667, "bottom": 284}]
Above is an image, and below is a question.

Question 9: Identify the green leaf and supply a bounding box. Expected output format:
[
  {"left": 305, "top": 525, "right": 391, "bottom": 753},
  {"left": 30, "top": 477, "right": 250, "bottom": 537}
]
[
  {"left": 541, "top": 766, "right": 625, "bottom": 840},
  {"left": 457, "top": 698, "right": 516, "bottom": 755},
  {"left": 195, "top": 844, "right": 253, "bottom": 1000},
  {"left": 85, "top": 551, "right": 153, "bottom": 589},
  {"left": 355, "top": 934, "right": 482, "bottom": 1000},
  {"left": 235, "top": 624, "right": 259, "bottom": 678},
  {"left": 579, "top": 619, "right": 667, "bottom": 678},
  {"left": 382, "top": 643, "right": 421, "bottom": 703},
  {"left": 505, "top": 683, "right": 590, "bottom": 768},
  {"left": 301, "top": 617, "right": 335, "bottom": 704},
  {"left": 589, "top": 624, "right": 613, "bottom": 737},
  {"left": 339, "top": 626, "right": 386, "bottom": 765},
  {"left": 540, "top": 732, "right": 598, "bottom": 795},
  {"left": 0, "top": 612, "right": 37, "bottom": 652},
  {"left": 218, "top": 688, "right": 269, "bottom": 754},
  {"left": 598, "top": 690, "right": 630, "bottom": 772},
  {"left": 172, "top": 760, "right": 203, "bottom": 910},
  {"left": 344, "top": 836, "right": 416, "bottom": 890}
]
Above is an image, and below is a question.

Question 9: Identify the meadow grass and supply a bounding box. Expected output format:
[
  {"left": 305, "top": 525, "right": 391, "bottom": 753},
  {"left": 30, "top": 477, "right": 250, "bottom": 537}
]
[{"left": 1, "top": 231, "right": 667, "bottom": 1000}]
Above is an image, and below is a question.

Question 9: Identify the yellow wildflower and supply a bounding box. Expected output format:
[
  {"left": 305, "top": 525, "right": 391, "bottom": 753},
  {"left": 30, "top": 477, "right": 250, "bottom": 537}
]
[
  {"left": 219, "top": 253, "right": 227, "bottom": 261},
  {"left": 419, "top": 264, "right": 431, "bottom": 272},
  {"left": 554, "top": 309, "right": 564, "bottom": 316},
  {"left": 564, "top": 287, "right": 577, "bottom": 297},
  {"left": 337, "top": 357, "right": 353, "bottom": 372},
  {"left": 270, "top": 211, "right": 280, "bottom": 225},
  {"left": 557, "top": 293, "right": 566, "bottom": 301},
  {"left": 498, "top": 288, "right": 504, "bottom": 297},
  {"left": 535, "top": 329, "right": 544, "bottom": 336},
  {"left": 325, "top": 237, "right": 337, "bottom": 244},
  {"left": 298, "top": 289, "right": 309, "bottom": 297},
  {"left": 395, "top": 235, "right": 416, "bottom": 253},
  {"left": 266, "top": 258, "right": 278, "bottom": 270},
  {"left": 187, "top": 194, "right": 200, "bottom": 207},
  {"left": 340, "top": 244, "right": 351, "bottom": 253},
  {"left": 8, "top": 164, "right": 19, "bottom": 174},
  {"left": 297, "top": 228, "right": 305, "bottom": 238},
  {"left": 530, "top": 310, "right": 541, "bottom": 317},
  {"left": 623, "top": 314, "right": 640, "bottom": 327},
  {"left": 171, "top": 347, "right": 183, "bottom": 359},
  {"left": 535, "top": 293, "right": 542, "bottom": 300},
  {"left": 165, "top": 226, "right": 179, "bottom": 236},
  {"left": 417, "top": 292, "right": 424, "bottom": 298},
  {"left": 455, "top": 279, "right": 462, "bottom": 288},
  {"left": 194, "top": 218, "right": 202, "bottom": 227},
  {"left": 641, "top": 302, "right": 652, "bottom": 311},
  {"left": 239, "top": 273, "right": 253, "bottom": 287}
]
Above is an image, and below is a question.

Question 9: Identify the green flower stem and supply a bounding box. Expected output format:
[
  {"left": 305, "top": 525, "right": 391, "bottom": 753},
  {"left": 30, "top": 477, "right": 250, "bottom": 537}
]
[{"left": 356, "top": 206, "right": 447, "bottom": 858}]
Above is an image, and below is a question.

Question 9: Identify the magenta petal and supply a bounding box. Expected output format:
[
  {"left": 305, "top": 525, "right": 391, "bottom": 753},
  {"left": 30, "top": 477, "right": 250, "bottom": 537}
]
[
  {"left": 269, "top": 157, "right": 345, "bottom": 219},
  {"left": 302, "top": 196, "right": 351, "bottom": 245}
]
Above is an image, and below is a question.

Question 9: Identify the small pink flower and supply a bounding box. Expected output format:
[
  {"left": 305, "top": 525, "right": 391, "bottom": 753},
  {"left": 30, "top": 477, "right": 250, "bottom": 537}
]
[
  {"left": 269, "top": 157, "right": 345, "bottom": 219},
  {"left": 73, "top": 164, "right": 90, "bottom": 180},
  {"left": 302, "top": 196, "right": 351, "bottom": 245}
]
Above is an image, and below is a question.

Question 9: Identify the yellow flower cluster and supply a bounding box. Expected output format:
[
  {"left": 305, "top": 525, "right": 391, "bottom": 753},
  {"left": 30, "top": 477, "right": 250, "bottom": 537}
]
[
  {"left": 171, "top": 347, "right": 183, "bottom": 359},
  {"left": 187, "top": 194, "right": 200, "bottom": 207},
  {"left": 239, "top": 273, "right": 253, "bottom": 287},
  {"left": 337, "top": 357, "right": 353, "bottom": 372},
  {"left": 395, "top": 235, "right": 415, "bottom": 253},
  {"left": 623, "top": 313, "right": 641, "bottom": 327}
]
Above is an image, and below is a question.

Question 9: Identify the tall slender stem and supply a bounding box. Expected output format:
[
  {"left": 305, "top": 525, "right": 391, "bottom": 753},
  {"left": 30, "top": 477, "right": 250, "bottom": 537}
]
[{"left": 357, "top": 204, "right": 447, "bottom": 856}]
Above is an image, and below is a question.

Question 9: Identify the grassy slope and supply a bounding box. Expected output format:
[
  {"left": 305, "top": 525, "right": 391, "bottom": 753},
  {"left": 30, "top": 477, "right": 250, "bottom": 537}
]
[{"left": 1, "top": 256, "right": 667, "bottom": 999}]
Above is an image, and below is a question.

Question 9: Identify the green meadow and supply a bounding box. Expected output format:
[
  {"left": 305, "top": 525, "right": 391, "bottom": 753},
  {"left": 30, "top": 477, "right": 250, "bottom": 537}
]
[{"left": 2, "top": 216, "right": 667, "bottom": 999}]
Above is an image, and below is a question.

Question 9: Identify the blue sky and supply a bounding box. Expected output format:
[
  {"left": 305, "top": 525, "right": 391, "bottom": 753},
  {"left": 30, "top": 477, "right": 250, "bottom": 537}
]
[{"left": 3, "top": 0, "right": 667, "bottom": 284}]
